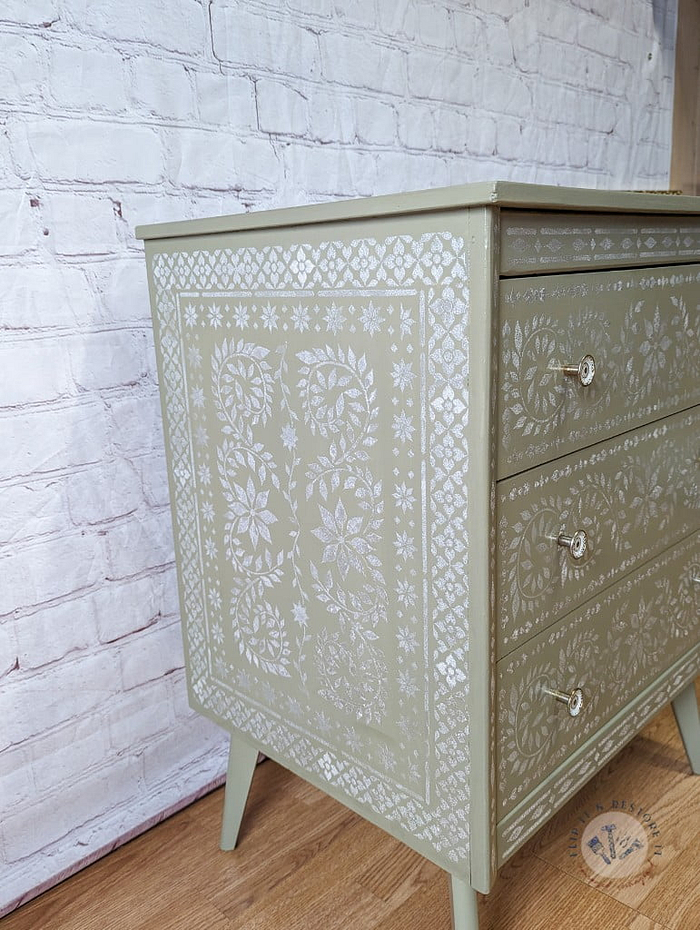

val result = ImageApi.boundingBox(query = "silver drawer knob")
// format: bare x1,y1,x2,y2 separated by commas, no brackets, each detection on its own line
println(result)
560,354,596,387
544,686,585,717
557,529,588,560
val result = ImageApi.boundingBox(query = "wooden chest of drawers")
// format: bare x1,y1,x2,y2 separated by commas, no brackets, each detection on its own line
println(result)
137,182,700,930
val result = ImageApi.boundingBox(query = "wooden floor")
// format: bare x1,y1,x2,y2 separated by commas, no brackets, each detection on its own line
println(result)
5,682,700,930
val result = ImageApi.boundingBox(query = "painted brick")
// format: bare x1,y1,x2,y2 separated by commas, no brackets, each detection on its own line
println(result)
0,531,105,618
195,73,256,129
48,44,128,112
98,259,151,325
308,88,355,144
104,509,174,580
453,9,483,53
14,594,99,669
434,108,468,153
168,129,280,192
119,618,183,690
67,329,147,392
0,34,45,105
282,144,378,198
30,717,109,792
93,569,178,644
578,16,621,57
0,338,72,407
0,620,18,678
2,756,140,862
131,57,195,121
0,401,109,480
485,16,514,63
0,0,58,24
408,51,478,106
465,115,497,157
13,119,163,185
211,6,320,80
0,746,31,809
106,679,174,752
67,0,206,55
378,0,416,40
332,0,375,27
1,265,98,330
479,65,532,115
417,2,452,48
0,189,38,256
356,98,397,146
321,33,405,95
141,715,226,788
256,80,309,136
289,0,331,16
398,103,434,151
47,193,119,255
137,451,172,509
109,392,163,456
66,458,142,525
0,478,71,546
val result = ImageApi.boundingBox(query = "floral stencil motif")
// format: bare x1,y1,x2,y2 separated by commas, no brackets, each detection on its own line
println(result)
212,338,291,678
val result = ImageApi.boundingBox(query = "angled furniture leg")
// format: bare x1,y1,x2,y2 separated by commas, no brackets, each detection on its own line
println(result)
672,679,700,775
220,732,259,850
450,874,480,930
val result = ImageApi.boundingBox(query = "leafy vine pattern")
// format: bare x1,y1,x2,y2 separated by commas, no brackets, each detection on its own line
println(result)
298,345,389,725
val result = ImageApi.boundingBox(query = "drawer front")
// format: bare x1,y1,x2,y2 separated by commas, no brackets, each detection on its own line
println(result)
498,264,700,478
497,532,700,818
500,211,700,275
497,407,700,655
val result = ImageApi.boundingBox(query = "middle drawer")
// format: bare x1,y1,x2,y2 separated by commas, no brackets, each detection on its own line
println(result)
497,406,699,656
497,263,700,478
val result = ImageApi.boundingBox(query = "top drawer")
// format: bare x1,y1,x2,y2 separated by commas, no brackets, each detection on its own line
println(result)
498,264,700,478
501,211,700,275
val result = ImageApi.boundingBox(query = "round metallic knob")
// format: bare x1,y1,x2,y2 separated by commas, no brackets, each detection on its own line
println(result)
544,686,585,717
557,529,588,560
561,354,596,387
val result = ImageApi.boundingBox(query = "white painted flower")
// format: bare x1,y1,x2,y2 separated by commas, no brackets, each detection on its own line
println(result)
208,303,223,328
392,359,416,393
184,303,198,327
393,481,416,512
399,303,413,337
190,386,205,408
324,302,346,334
360,300,384,335
188,344,202,367
396,579,417,607
204,537,217,559
397,669,419,698
392,410,415,443
233,302,249,328
260,302,279,331
281,424,297,450
312,499,368,578
197,463,211,486
397,626,418,653
292,602,308,626
291,247,314,285
394,530,416,561
291,303,311,332
208,588,222,610
201,501,215,522
437,653,466,689
229,478,277,547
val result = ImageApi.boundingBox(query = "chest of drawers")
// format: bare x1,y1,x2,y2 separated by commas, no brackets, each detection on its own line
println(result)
137,182,700,929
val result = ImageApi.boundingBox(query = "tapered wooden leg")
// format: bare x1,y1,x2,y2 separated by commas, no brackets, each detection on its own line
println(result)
672,680,700,775
220,732,258,850
449,875,480,930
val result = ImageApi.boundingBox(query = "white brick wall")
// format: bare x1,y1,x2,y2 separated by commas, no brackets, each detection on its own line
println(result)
0,0,678,916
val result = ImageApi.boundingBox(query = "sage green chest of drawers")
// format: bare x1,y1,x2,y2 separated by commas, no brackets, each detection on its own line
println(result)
137,182,700,930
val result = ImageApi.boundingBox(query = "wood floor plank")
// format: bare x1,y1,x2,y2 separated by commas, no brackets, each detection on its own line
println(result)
3,685,699,930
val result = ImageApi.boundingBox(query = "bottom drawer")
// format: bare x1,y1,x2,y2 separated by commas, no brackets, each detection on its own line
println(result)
497,533,699,818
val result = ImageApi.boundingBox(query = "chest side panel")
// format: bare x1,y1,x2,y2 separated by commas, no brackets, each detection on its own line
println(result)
144,211,476,873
